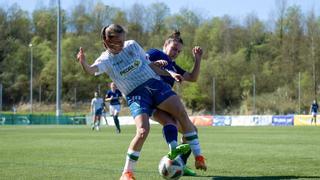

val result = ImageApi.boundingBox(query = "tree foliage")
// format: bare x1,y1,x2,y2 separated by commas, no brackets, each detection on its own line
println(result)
1,1,320,115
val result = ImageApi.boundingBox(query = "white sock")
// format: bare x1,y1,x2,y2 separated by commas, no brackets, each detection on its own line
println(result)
184,131,201,156
123,149,140,173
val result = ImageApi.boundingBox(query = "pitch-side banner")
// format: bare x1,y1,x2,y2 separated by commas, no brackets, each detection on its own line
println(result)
213,115,272,126
189,115,213,126
294,115,318,126
232,115,272,126
213,116,232,126
272,115,294,126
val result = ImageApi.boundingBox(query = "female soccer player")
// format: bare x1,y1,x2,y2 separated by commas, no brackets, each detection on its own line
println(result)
147,30,204,176
105,82,122,133
76,24,206,180
90,91,104,131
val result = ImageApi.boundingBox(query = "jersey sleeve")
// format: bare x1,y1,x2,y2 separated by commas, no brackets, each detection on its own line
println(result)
91,54,107,76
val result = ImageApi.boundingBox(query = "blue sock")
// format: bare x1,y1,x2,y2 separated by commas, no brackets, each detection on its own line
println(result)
162,124,178,151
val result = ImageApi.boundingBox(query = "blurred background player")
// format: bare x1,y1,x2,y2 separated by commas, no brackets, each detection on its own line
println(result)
105,82,122,133
310,99,318,125
147,30,203,176
90,91,105,131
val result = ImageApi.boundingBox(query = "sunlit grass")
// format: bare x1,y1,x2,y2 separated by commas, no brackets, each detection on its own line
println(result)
0,125,319,179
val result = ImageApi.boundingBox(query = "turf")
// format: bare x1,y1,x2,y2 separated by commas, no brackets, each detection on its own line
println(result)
0,125,319,180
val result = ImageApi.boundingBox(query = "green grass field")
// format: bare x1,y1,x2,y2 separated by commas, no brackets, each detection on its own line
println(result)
0,125,320,180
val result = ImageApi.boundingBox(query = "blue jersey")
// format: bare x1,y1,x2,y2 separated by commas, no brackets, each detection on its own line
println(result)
146,48,186,87
106,89,122,105
311,103,318,113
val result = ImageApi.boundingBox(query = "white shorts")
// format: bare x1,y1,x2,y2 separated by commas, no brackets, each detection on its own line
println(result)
312,112,317,116
109,104,121,116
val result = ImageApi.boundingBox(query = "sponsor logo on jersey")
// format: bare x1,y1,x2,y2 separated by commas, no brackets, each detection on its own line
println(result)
120,60,141,76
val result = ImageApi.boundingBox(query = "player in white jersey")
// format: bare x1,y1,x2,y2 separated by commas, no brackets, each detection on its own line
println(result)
91,91,105,131
76,24,207,180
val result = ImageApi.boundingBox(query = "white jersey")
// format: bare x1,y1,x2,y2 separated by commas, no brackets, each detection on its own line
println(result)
91,97,104,112
91,40,160,95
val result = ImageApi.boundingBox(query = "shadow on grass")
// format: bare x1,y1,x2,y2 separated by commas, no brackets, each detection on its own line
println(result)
194,175,320,179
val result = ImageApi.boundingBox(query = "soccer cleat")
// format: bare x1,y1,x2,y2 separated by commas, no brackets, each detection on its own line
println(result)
183,166,196,176
168,144,190,160
120,171,136,180
195,155,207,171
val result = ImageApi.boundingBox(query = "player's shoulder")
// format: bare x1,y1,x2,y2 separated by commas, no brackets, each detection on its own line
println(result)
146,48,163,55
146,48,168,61
124,40,138,47
96,51,111,62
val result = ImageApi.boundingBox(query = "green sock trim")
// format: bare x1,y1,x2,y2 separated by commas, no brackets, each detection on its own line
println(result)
127,153,139,161
185,135,198,141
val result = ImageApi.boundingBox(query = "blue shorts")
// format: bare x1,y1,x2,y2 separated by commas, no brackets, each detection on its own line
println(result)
126,79,176,118
95,108,103,116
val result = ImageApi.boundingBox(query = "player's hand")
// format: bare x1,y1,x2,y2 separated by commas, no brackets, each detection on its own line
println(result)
192,46,203,61
77,47,86,63
153,60,168,67
169,72,184,83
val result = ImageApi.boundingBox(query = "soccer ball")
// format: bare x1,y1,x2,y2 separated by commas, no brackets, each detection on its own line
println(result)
158,155,184,180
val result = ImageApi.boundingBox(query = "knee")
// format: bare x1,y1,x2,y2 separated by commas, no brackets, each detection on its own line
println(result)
136,127,150,140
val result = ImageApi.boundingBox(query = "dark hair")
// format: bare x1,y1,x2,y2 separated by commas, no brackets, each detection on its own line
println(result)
101,24,125,41
166,30,183,45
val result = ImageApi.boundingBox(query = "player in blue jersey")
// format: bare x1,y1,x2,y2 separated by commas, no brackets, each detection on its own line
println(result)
76,24,206,180
105,82,122,133
310,100,318,125
147,30,203,176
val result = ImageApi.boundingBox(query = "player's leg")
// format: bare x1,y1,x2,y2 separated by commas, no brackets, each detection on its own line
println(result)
311,113,315,124
157,95,207,171
153,109,195,176
114,105,121,133
110,105,120,133
149,79,206,171
152,110,190,159
120,113,150,180
95,109,102,131
103,108,108,126
121,86,154,179
96,115,101,131
178,121,197,176
92,114,97,130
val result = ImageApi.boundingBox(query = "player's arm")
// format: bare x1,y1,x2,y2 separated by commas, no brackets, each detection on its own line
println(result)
76,47,98,75
118,92,124,103
105,94,113,102
149,63,183,82
183,46,203,82
90,100,94,114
